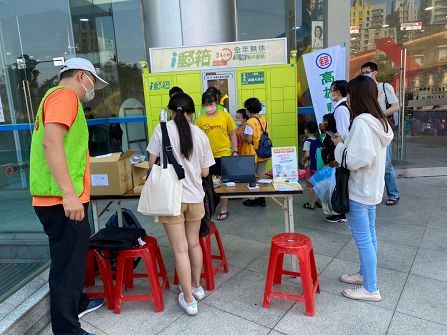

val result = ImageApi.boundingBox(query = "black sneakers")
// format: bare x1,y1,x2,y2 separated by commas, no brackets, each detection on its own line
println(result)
78,298,104,319
325,214,347,223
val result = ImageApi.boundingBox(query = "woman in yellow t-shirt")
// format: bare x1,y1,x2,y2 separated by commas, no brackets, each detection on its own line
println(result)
242,97,269,207
196,92,238,220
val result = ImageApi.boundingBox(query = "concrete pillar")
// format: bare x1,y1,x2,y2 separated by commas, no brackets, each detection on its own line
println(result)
142,0,236,49
326,0,351,78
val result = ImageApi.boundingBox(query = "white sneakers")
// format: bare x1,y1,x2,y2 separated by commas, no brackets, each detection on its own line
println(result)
340,272,364,285
178,285,205,315
191,286,206,300
340,272,381,302
179,285,206,301
178,292,198,316
342,286,382,302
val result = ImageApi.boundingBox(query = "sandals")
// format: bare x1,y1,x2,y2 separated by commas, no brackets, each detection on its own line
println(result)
217,212,229,221
386,197,400,206
303,202,316,210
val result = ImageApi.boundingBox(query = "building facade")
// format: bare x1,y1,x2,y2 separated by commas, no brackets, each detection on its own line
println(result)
0,0,445,307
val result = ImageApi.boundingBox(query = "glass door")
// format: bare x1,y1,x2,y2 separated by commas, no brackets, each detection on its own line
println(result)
397,23,447,173
0,0,76,192
0,0,75,302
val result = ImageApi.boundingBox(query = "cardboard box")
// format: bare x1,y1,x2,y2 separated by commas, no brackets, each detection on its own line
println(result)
90,150,135,196
132,161,149,194
133,184,144,195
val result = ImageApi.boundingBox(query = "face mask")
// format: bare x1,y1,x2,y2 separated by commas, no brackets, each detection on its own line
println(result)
236,120,243,127
363,72,373,78
329,92,337,102
81,74,95,102
205,105,216,113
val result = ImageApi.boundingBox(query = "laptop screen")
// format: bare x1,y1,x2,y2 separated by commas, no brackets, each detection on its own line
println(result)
220,156,256,183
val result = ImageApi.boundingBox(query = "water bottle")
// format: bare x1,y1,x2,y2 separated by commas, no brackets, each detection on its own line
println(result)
160,109,168,122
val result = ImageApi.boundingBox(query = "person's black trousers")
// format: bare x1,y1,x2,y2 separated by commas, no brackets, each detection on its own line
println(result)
34,203,91,335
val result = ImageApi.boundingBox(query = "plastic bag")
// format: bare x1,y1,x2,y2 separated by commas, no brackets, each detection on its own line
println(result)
298,166,311,179
312,166,337,215
316,147,325,171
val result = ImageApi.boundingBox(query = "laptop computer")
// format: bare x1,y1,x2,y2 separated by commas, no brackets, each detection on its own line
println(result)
220,155,256,183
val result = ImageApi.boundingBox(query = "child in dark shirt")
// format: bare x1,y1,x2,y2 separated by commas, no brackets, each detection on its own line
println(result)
302,120,324,210
302,121,323,174
320,113,337,166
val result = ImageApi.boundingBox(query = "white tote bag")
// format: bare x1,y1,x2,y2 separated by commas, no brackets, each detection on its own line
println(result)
137,163,182,216
138,121,185,216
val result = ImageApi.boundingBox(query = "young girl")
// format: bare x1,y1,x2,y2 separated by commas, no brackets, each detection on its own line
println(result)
196,92,238,220
302,121,323,175
301,121,323,209
332,75,393,302
198,87,228,116
235,108,249,155
147,93,215,315
302,116,334,210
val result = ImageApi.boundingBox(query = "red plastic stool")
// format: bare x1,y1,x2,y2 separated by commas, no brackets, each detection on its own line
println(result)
263,233,320,316
174,221,229,291
84,249,97,288
83,249,115,310
85,249,134,290
123,236,170,290
114,236,170,314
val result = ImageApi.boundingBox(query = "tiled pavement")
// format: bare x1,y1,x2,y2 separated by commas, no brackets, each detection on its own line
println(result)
40,177,447,335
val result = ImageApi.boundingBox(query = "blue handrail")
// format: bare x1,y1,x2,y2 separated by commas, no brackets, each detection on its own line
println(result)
0,116,147,132
1,109,315,132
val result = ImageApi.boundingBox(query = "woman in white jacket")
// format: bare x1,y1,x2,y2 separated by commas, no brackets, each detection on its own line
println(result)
332,75,393,302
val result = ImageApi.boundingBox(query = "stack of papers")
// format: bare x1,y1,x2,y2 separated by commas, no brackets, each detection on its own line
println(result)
273,180,300,191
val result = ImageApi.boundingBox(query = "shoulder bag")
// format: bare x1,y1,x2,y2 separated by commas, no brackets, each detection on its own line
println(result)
331,148,350,214
138,122,185,216
383,83,396,127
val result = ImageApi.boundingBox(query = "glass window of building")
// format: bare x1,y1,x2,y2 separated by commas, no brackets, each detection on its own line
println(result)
295,0,326,57
349,0,447,169
236,0,287,41
0,0,147,303
69,0,147,157
294,0,326,110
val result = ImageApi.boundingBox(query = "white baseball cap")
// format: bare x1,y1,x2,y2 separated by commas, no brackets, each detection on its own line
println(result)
60,57,108,90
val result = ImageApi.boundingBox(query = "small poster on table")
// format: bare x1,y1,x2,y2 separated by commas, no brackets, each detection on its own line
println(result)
272,146,300,191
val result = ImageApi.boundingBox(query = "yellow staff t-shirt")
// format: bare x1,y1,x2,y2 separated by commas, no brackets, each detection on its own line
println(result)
196,110,236,158
241,116,269,163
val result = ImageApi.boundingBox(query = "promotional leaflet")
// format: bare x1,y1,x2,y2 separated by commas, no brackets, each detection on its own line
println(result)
272,147,300,191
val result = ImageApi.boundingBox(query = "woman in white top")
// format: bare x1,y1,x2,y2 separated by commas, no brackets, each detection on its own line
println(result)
332,75,393,302
147,93,215,315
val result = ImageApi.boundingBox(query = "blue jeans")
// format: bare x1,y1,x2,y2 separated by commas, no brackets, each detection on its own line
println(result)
347,200,378,292
385,144,400,199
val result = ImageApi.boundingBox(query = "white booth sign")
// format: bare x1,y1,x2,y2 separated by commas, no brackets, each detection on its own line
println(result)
303,45,346,125
149,38,287,73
